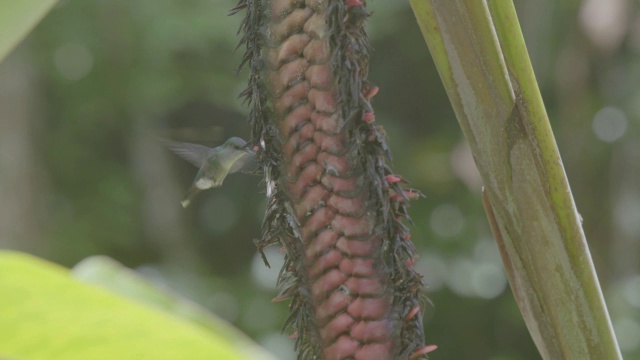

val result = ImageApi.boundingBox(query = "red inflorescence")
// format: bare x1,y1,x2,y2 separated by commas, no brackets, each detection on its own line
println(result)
362,111,375,123
345,0,364,8
385,174,403,183
262,2,400,357
236,0,428,358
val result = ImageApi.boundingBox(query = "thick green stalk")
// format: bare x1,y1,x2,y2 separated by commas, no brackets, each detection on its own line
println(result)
409,1,621,359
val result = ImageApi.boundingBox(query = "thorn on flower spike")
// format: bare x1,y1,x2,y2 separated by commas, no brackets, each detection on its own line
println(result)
410,345,438,359
406,305,421,320
271,294,289,303
289,331,299,339
362,82,380,100
390,190,420,201
405,258,416,267
346,0,364,8
362,111,375,123
364,86,380,100
404,190,422,200
385,174,402,183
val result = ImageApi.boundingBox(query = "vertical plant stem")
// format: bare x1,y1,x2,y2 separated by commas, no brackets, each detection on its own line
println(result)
409,1,621,359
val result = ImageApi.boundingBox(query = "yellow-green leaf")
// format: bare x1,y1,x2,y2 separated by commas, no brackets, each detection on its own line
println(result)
0,0,58,62
71,256,276,360
0,251,248,360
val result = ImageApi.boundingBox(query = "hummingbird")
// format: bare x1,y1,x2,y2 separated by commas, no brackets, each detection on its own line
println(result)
162,137,257,208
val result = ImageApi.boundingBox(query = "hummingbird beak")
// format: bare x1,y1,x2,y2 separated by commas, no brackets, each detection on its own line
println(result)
242,143,256,156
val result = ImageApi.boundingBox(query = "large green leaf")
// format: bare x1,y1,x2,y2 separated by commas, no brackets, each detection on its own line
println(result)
0,251,265,360
0,0,58,62
71,256,276,360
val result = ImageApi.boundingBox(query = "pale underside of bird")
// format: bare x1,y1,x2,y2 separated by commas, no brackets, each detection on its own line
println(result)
162,137,257,208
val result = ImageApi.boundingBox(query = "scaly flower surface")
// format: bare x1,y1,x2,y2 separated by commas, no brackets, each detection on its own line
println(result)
233,1,429,358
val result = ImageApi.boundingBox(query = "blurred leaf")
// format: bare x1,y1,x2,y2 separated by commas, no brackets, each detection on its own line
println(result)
0,251,262,360
0,0,58,62
71,256,276,360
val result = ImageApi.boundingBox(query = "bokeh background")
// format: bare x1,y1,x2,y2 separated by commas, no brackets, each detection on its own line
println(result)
1,0,639,359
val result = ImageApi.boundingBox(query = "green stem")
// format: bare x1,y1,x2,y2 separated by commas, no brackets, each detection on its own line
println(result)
410,1,621,358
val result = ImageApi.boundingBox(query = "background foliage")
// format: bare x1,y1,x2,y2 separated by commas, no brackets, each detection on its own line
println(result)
0,1,638,359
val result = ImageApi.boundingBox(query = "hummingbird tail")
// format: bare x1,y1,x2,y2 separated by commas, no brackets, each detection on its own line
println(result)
181,186,201,208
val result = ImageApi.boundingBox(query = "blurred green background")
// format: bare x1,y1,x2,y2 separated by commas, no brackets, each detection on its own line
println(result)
1,0,639,359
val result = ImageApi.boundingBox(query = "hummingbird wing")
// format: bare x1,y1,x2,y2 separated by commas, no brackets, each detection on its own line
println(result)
229,152,258,174
162,140,212,168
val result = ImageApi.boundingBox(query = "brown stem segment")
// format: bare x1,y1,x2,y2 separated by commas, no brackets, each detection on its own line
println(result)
233,1,428,359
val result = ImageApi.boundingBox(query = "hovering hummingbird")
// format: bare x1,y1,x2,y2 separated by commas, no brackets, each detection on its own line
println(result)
162,137,257,208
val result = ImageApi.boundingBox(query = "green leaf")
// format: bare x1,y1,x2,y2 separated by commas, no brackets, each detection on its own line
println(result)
71,256,276,360
0,251,266,360
0,0,58,62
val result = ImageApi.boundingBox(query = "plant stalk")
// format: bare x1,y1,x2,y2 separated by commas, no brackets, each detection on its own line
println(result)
409,1,621,358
